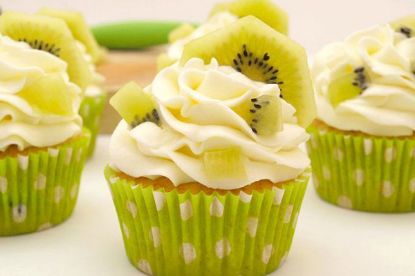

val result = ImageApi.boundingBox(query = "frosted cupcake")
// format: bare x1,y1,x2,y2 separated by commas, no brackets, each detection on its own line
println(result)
106,16,314,275
157,0,288,70
0,12,91,235
38,8,106,158
309,21,415,212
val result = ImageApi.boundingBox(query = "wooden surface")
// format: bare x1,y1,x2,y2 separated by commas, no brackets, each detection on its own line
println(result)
96,48,162,133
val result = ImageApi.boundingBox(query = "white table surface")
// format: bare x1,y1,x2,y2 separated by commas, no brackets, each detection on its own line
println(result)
1,136,415,276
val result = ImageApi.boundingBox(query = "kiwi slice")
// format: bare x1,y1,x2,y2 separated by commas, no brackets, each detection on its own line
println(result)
0,11,93,89
19,74,73,116
391,15,415,38
168,23,196,43
328,65,369,107
203,147,246,180
156,53,176,71
110,81,160,128
209,0,288,35
38,8,104,63
234,95,282,135
181,16,315,127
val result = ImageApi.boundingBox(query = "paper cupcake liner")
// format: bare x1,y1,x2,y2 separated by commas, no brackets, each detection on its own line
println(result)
307,124,415,212
105,166,309,276
0,130,90,236
79,93,106,158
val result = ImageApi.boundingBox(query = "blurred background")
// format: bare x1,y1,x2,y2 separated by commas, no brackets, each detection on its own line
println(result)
3,0,414,54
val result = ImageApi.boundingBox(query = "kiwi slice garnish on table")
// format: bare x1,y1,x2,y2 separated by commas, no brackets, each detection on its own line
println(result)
110,82,160,128
0,11,93,89
181,16,315,127
390,14,415,38
203,147,246,180
327,64,369,107
38,8,104,63
209,0,288,34
19,74,74,116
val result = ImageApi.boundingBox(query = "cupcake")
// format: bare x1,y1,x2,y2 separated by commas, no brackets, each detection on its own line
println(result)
308,19,415,212
157,0,288,70
106,16,314,275
38,8,107,158
0,12,91,235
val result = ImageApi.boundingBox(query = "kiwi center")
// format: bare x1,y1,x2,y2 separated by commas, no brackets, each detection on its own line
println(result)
18,38,61,57
232,44,283,88
130,108,160,128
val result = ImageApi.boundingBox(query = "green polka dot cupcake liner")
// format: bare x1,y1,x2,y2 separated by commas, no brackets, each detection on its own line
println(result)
79,92,106,158
105,166,309,276
307,124,415,212
0,129,90,236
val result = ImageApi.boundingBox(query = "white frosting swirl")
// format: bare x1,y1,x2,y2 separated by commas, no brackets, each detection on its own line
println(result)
167,12,238,61
0,35,82,151
110,58,309,189
312,25,415,136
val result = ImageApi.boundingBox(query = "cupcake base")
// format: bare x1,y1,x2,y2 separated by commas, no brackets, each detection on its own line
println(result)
0,129,90,236
79,93,106,158
307,121,415,212
105,166,309,276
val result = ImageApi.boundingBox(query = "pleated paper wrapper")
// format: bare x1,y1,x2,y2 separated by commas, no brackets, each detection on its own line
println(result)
105,166,309,276
307,124,415,212
79,92,106,158
0,129,90,236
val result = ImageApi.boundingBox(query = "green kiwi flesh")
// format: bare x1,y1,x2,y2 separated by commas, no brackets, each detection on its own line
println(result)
203,147,246,180
0,11,93,89
210,0,288,35
328,65,369,107
168,23,196,43
390,15,415,38
110,81,160,128
38,7,104,63
181,16,315,127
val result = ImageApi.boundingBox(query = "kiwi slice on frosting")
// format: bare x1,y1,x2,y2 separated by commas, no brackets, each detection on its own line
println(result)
210,0,288,35
181,16,315,127
327,65,369,107
168,23,196,43
0,11,93,89
391,14,415,38
203,147,246,180
110,81,160,128
19,74,73,116
38,8,104,63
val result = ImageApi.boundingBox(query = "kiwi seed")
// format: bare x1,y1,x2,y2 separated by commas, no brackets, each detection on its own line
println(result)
18,38,61,57
351,67,368,92
398,26,412,38
232,44,284,93
130,108,160,128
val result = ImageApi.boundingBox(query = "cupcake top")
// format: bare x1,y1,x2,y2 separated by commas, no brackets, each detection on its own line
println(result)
110,16,314,189
312,24,415,137
0,35,82,151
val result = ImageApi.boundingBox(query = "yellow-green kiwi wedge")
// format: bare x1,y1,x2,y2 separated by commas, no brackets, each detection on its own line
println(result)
110,81,160,128
209,0,288,35
168,23,196,43
18,74,73,116
390,14,415,38
0,11,93,89
38,7,105,63
156,53,176,71
181,16,315,127
328,65,369,107
203,147,246,180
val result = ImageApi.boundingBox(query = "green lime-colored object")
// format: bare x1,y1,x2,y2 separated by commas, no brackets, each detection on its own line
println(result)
0,129,90,236
92,21,196,49
307,124,415,212
105,166,309,275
